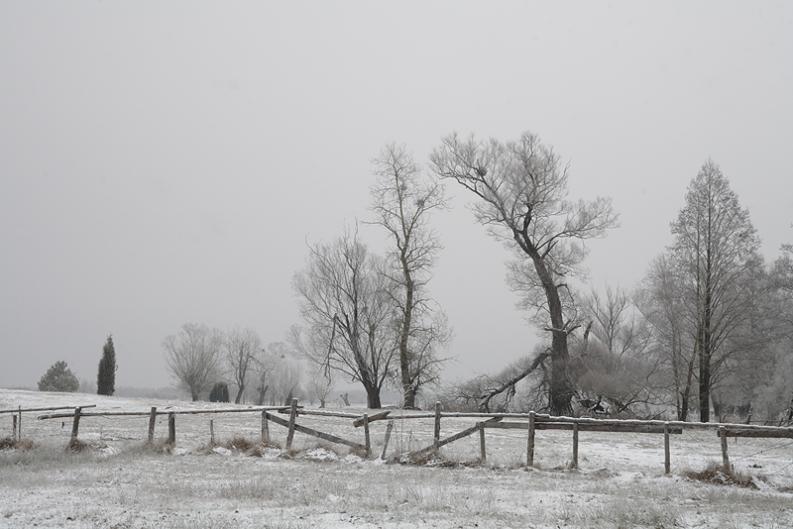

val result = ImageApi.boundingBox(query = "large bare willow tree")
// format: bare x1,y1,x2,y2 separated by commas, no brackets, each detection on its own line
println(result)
293,230,397,408
431,132,617,415
370,143,449,409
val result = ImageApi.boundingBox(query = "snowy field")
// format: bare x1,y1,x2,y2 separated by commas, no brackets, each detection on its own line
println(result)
2,389,793,528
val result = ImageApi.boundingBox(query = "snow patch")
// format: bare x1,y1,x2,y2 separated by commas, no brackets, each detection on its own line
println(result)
304,447,339,462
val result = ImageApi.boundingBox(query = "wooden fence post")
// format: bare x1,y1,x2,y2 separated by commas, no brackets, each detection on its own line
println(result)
664,422,671,475
209,419,215,445
70,407,82,443
12,414,17,440
380,420,394,460
286,398,298,450
571,422,579,470
17,406,22,441
167,412,175,445
363,414,371,458
526,411,535,468
433,401,441,451
147,407,157,443
719,427,730,473
261,410,270,445
479,423,486,463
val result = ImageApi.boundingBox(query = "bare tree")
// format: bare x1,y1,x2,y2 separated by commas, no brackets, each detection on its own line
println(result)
163,323,223,401
753,245,793,423
637,256,697,420
251,346,278,406
293,229,397,408
582,286,652,358
305,367,334,408
575,286,662,417
431,132,617,414
267,342,304,405
369,143,450,408
223,327,261,404
670,160,761,421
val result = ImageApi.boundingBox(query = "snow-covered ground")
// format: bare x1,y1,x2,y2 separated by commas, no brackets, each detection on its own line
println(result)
2,388,793,528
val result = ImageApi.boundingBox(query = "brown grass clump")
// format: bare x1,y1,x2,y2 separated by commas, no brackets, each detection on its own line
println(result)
141,440,173,454
67,438,89,453
0,437,34,450
401,450,478,468
683,462,760,489
224,435,256,452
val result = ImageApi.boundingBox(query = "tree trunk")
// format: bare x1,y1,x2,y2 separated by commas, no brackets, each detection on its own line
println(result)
528,249,574,416
699,282,713,422
699,355,711,422
365,385,382,409
679,346,696,421
234,385,244,404
400,271,415,409
679,391,689,421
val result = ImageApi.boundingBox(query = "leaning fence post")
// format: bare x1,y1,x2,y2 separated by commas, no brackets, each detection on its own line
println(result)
209,419,215,445
433,401,441,451
12,415,17,440
167,412,176,445
380,420,394,460
286,398,298,450
664,422,671,475
526,411,536,468
719,427,730,472
479,422,487,463
70,407,82,444
147,407,157,444
363,413,371,458
571,422,579,470
261,410,270,445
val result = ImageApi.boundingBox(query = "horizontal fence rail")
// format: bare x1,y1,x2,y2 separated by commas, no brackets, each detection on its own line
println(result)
0,405,96,414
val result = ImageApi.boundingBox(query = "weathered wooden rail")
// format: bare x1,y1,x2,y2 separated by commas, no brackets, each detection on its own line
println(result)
2,404,97,443
20,400,793,475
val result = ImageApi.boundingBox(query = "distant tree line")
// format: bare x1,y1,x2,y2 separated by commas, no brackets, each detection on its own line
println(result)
162,323,322,406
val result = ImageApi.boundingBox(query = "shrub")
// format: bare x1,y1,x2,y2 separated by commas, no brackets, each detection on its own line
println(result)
38,361,79,392
209,382,230,402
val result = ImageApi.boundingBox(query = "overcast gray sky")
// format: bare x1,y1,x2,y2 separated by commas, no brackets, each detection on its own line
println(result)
1,1,791,391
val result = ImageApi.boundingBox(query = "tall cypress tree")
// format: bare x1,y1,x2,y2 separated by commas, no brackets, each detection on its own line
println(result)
97,334,117,396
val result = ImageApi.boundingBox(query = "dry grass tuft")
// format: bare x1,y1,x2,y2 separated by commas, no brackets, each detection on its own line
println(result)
140,440,173,454
0,437,35,450
683,462,761,489
67,438,89,453
223,435,256,452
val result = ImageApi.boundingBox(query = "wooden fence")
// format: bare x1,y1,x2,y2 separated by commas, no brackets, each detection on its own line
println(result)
11,400,793,475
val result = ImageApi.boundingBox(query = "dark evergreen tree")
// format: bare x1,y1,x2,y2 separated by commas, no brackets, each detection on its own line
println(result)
97,334,117,396
209,382,230,403
38,361,80,392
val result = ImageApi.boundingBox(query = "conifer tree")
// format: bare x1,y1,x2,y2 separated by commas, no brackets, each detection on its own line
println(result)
97,335,117,396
